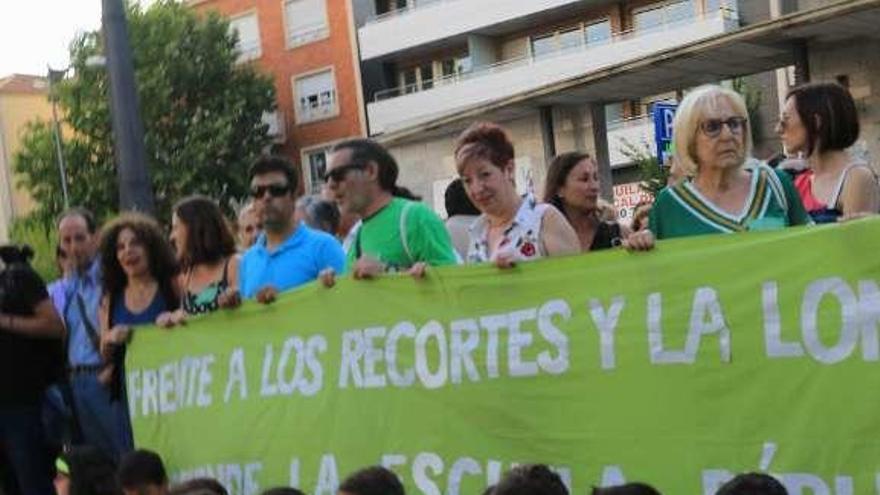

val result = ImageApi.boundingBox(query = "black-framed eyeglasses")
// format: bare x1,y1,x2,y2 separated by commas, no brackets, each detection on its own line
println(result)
250,183,290,199
700,117,747,138
323,162,365,183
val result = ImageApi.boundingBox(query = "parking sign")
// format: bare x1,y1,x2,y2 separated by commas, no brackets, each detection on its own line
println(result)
653,102,677,166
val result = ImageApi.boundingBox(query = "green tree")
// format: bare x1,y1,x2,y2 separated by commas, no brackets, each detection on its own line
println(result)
619,137,669,197
13,0,275,229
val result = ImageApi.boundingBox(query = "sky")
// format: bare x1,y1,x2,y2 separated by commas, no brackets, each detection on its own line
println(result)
0,0,155,78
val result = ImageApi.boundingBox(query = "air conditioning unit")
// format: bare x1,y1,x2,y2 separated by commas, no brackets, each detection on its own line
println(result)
262,111,286,143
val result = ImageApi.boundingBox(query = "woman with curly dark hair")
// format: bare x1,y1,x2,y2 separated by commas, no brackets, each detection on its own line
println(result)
157,195,239,326
96,213,180,452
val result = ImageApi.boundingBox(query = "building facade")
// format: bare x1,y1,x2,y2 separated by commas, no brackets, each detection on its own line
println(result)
0,74,53,242
353,0,880,217
188,0,367,195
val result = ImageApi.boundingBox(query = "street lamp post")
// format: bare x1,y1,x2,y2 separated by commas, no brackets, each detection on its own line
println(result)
102,0,155,214
47,67,70,210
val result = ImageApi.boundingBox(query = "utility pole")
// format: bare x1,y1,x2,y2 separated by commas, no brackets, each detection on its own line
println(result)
103,0,155,214
47,67,70,209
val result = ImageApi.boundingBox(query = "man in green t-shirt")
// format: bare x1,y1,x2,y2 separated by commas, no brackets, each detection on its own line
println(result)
322,138,458,280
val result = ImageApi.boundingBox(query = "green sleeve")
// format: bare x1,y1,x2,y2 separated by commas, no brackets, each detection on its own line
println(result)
406,203,460,266
648,188,669,239
775,169,813,226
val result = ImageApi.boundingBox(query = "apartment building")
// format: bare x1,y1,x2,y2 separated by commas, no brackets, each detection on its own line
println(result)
353,0,880,215
189,0,367,195
0,74,53,241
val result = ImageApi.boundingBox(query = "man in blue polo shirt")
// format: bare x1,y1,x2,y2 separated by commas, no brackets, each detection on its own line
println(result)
239,155,345,302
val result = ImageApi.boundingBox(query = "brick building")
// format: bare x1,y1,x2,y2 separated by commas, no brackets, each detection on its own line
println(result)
188,0,367,195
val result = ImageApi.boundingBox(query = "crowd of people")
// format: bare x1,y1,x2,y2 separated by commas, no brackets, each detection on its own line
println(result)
39,447,791,495
1,80,878,495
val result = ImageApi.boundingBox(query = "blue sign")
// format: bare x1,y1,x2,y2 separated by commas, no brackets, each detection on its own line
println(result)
653,102,677,166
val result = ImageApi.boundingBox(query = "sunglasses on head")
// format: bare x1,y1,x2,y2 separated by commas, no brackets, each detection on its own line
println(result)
323,162,365,183
700,117,747,138
250,183,290,199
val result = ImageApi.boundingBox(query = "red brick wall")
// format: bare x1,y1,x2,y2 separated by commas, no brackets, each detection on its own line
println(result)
191,0,365,192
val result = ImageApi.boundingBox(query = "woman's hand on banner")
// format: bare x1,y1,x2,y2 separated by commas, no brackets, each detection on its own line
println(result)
155,309,187,328
218,288,242,309
623,229,655,252
256,285,278,305
353,256,385,280
319,268,336,288
407,262,428,279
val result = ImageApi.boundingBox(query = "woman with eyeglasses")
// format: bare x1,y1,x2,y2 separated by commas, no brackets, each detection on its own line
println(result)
776,82,879,223
155,195,240,327
649,85,812,240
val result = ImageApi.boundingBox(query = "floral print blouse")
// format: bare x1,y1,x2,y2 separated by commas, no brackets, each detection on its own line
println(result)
466,194,549,263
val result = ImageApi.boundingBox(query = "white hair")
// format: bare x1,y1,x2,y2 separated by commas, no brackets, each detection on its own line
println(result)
672,84,752,176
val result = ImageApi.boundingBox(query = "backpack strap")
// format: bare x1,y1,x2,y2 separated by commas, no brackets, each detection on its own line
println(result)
399,201,415,266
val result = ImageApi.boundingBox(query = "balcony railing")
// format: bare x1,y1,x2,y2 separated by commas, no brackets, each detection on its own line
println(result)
373,7,738,102
366,0,452,25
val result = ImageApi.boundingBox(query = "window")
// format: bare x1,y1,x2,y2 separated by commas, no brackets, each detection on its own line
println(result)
305,150,328,194
229,12,261,62
705,0,737,16
441,59,456,78
419,64,434,90
585,20,611,45
531,33,557,58
531,19,611,59
285,0,329,47
634,1,695,31
401,67,418,93
376,0,409,15
558,28,583,52
605,102,624,124
294,70,337,123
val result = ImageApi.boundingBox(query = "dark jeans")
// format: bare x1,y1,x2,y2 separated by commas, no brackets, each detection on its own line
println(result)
69,372,133,461
0,404,56,495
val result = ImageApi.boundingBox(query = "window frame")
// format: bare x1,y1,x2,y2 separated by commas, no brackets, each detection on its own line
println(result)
229,9,262,63
283,0,330,50
632,0,696,32
292,66,340,125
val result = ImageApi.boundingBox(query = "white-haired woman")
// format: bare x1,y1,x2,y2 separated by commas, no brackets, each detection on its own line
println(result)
649,85,811,239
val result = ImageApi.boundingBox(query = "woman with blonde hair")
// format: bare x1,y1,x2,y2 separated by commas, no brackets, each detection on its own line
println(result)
649,85,811,239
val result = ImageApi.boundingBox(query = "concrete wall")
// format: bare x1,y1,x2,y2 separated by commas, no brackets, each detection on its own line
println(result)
807,38,880,174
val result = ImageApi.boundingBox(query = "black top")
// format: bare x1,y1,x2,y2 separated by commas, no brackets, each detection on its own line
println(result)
0,261,63,406
590,221,623,251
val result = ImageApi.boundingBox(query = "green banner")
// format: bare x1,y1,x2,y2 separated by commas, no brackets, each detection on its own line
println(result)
127,218,880,495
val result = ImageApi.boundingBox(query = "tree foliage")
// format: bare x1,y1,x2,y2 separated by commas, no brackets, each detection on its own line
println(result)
619,137,669,198
14,0,275,229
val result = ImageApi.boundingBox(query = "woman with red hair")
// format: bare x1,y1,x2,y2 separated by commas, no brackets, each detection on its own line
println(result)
454,122,579,267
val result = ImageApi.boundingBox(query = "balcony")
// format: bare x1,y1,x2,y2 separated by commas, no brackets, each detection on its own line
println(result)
359,0,583,61
367,9,738,135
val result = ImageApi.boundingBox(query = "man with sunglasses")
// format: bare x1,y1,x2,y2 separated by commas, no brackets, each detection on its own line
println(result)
238,156,345,302
322,138,458,281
